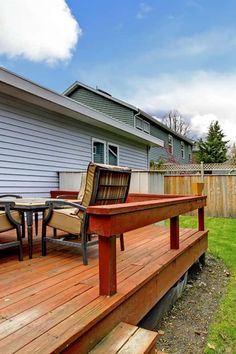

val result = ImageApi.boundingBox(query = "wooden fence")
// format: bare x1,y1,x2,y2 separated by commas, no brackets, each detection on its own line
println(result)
164,175,236,217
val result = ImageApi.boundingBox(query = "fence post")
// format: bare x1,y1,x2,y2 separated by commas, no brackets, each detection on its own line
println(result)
201,162,204,183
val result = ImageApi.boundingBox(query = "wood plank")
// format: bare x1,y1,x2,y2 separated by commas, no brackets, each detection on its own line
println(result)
99,235,117,296
117,327,157,354
22,232,208,354
170,216,179,249
88,198,206,237
88,322,137,353
0,224,208,354
0,287,99,353
0,283,92,339
89,322,157,354
64,233,207,353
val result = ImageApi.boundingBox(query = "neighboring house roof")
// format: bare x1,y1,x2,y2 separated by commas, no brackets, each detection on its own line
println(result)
0,67,163,148
64,81,193,146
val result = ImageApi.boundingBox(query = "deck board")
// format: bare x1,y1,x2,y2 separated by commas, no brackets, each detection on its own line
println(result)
0,223,208,353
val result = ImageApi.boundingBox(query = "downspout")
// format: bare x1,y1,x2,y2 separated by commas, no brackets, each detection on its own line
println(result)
134,111,141,127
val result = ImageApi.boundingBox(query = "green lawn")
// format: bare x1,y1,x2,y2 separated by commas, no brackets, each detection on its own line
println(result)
180,216,236,353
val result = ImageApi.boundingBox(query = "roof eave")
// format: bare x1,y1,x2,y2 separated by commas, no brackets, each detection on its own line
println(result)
0,68,163,148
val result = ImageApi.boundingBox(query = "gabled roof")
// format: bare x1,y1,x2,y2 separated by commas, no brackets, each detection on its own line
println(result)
64,81,193,146
0,67,163,148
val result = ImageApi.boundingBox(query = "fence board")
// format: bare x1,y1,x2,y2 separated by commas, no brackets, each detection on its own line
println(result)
164,175,236,217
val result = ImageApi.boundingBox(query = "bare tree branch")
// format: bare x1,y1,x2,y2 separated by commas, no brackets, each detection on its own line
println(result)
162,110,191,137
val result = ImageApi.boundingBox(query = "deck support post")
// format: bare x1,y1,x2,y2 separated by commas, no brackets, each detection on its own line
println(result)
170,215,179,249
198,207,205,231
99,235,117,296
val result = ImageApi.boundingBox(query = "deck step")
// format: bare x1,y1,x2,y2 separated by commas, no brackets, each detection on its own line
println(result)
89,322,158,354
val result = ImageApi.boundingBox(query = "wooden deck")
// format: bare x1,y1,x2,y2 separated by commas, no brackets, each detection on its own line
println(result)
0,223,208,353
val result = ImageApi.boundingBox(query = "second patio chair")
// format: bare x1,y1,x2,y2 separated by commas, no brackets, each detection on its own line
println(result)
0,200,23,261
42,162,132,265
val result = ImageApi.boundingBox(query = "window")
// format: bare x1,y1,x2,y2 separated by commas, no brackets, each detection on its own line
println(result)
108,143,119,165
92,139,120,165
143,121,150,133
168,135,173,154
92,139,106,163
181,141,185,159
135,116,143,130
135,116,150,134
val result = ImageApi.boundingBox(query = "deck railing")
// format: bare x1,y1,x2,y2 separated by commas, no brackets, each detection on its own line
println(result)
87,193,207,296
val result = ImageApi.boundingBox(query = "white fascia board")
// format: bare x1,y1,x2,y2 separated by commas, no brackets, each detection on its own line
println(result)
0,68,163,147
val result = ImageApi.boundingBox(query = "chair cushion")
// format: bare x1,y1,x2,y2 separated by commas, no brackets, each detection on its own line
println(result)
47,208,82,235
74,163,131,216
77,172,87,201
47,163,131,238
0,211,21,232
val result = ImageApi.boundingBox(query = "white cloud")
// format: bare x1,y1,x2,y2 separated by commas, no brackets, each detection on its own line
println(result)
136,2,152,20
124,71,236,143
0,0,81,64
163,28,236,58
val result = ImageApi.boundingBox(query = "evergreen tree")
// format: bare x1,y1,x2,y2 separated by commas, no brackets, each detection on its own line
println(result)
196,121,228,163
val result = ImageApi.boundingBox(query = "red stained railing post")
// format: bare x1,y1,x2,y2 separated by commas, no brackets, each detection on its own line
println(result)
170,215,179,249
198,207,205,231
99,235,117,296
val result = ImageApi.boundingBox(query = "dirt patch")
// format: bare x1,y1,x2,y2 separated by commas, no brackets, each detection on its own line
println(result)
155,254,230,354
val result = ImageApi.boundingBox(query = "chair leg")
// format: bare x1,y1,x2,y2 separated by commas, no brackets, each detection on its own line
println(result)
53,228,57,238
35,212,38,236
81,226,88,265
21,212,26,238
120,233,125,251
42,222,47,256
16,225,23,261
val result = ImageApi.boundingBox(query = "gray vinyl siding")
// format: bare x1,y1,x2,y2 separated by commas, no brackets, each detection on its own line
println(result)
0,93,147,197
149,125,191,164
68,88,192,165
69,87,134,127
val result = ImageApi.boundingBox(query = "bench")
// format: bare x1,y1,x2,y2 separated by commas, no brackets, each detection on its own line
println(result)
89,322,158,354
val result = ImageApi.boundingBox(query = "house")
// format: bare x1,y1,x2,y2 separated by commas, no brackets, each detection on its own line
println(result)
0,68,163,197
64,81,193,165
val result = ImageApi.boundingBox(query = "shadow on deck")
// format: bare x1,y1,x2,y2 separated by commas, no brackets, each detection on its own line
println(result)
0,222,208,353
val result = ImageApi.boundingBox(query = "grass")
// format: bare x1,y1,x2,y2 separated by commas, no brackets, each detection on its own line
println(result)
180,216,236,354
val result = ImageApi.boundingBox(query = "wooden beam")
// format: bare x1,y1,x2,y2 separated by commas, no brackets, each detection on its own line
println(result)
198,207,205,231
170,216,179,249
88,198,206,237
99,235,117,296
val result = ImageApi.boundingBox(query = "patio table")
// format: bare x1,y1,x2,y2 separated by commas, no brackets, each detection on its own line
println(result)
2,198,53,259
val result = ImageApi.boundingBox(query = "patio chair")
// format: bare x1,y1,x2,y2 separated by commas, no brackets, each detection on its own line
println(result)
0,194,26,237
42,162,132,265
0,200,23,261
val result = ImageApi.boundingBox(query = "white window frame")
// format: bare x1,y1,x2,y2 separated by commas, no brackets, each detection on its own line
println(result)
181,141,185,159
135,116,150,134
135,116,143,131
168,134,173,154
108,142,119,166
92,138,106,164
143,120,150,134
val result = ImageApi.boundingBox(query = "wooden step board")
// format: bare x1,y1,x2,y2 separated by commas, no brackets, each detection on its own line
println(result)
89,322,158,354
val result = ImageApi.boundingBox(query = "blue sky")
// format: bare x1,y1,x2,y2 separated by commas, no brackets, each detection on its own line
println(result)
1,0,236,143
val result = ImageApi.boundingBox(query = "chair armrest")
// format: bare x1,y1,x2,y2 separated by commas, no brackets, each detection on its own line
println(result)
45,199,86,211
0,194,22,199
44,200,86,225
0,201,22,227
56,194,78,200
